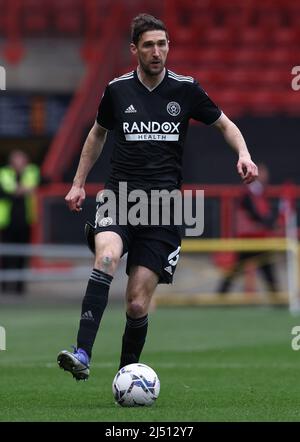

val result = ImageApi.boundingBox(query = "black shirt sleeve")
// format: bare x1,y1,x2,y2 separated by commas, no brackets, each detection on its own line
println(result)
96,85,115,130
189,81,222,125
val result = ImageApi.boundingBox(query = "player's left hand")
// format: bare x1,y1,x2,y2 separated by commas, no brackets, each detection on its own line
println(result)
237,157,258,184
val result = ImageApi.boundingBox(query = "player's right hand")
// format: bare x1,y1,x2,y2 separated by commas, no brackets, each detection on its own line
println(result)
65,186,86,212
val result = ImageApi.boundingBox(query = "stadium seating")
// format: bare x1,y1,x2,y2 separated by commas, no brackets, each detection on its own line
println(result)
166,0,300,116
1,0,299,116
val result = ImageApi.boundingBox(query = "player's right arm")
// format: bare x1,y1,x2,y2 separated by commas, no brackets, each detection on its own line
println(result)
65,122,107,212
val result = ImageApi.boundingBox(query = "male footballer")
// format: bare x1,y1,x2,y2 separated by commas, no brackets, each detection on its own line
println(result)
57,13,258,380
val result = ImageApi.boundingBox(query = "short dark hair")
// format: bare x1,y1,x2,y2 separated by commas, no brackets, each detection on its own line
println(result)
131,13,169,45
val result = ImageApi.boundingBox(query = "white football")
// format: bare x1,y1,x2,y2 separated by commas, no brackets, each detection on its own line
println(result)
112,363,160,407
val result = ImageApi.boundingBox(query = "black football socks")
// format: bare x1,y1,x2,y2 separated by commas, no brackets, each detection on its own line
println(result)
77,268,113,358
119,313,148,369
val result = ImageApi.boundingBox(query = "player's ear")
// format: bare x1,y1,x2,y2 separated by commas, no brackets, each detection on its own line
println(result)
130,43,137,56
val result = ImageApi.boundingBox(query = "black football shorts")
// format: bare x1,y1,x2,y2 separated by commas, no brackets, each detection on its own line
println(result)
94,200,182,284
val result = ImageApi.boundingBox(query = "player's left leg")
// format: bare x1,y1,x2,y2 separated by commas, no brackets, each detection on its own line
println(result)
119,265,158,369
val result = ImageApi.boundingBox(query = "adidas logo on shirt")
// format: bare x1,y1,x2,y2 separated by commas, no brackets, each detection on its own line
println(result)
125,104,137,113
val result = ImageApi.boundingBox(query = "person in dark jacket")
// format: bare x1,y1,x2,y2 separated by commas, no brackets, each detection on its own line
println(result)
218,163,279,294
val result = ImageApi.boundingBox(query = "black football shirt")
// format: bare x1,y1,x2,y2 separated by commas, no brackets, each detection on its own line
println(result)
96,69,222,194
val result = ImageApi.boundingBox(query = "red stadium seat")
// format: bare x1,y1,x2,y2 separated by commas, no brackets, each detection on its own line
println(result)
82,0,110,39
247,91,285,115
20,0,47,35
201,27,234,47
51,0,83,36
189,13,217,33
215,89,249,117
262,69,291,90
225,68,290,91
265,48,297,66
233,49,267,66
221,8,253,28
54,13,82,36
0,10,10,37
194,70,225,88
196,48,236,67
239,27,270,47
272,28,299,46
226,69,252,88
0,0,22,39
287,8,300,27
174,27,198,45
168,48,198,67
254,7,285,28
23,14,48,36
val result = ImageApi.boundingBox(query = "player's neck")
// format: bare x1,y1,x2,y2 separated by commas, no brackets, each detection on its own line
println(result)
137,66,165,91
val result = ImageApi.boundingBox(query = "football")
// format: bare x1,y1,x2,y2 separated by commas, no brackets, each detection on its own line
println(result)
112,363,160,407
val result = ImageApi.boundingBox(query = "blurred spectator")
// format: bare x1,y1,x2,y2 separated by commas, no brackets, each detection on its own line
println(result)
0,150,40,294
218,163,280,295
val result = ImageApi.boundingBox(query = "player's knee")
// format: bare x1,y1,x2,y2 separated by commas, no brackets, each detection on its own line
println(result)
95,251,119,274
127,298,147,318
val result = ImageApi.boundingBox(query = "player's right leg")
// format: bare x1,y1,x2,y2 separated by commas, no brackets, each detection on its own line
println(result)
57,231,123,381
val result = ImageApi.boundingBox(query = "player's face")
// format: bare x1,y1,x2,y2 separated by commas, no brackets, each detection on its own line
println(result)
131,30,169,76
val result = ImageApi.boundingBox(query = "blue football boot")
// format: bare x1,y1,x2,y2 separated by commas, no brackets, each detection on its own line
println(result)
57,347,90,381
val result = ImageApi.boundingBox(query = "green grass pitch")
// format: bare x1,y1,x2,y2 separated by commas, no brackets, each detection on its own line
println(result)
1,303,300,422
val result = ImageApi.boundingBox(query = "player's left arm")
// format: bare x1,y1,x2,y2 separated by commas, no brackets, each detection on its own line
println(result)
213,113,258,184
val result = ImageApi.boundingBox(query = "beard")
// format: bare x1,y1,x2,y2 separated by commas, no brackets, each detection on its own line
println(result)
139,58,165,76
